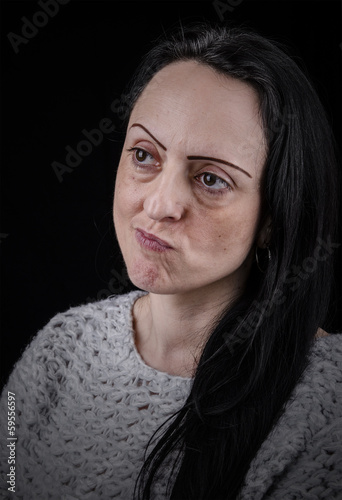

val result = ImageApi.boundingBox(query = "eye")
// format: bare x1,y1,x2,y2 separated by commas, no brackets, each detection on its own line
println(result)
197,172,231,192
127,147,157,168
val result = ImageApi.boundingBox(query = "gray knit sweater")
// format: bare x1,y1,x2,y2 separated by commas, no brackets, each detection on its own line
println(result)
0,291,341,499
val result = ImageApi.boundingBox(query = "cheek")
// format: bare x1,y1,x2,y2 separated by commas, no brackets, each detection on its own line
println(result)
114,167,141,221
196,199,261,258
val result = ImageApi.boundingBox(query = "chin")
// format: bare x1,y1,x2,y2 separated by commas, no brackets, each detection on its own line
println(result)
128,261,163,293
127,263,184,295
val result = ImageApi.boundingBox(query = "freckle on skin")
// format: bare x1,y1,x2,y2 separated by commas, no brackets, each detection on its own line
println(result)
131,261,159,289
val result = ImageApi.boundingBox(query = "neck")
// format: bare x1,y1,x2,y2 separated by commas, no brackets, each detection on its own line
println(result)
133,284,240,377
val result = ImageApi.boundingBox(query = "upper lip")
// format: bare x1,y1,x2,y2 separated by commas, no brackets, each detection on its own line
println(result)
136,228,173,248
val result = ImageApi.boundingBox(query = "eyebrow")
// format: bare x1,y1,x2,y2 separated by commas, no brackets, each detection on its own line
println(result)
187,156,252,178
129,122,251,178
130,123,167,151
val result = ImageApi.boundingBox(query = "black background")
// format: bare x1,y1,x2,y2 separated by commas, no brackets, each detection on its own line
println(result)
1,0,341,389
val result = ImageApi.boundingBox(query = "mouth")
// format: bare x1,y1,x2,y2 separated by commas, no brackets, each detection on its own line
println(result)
135,228,174,252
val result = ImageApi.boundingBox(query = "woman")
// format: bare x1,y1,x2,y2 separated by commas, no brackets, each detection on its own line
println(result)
0,22,341,500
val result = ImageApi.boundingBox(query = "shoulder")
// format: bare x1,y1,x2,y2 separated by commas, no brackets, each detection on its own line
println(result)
287,334,342,425
44,289,144,333
242,335,342,499
29,289,144,351
274,333,342,437
2,290,146,393
299,333,342,424
310,332,342,373
308,333,342,396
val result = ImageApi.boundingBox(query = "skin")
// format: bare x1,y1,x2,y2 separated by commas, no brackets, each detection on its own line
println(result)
113,61,269,377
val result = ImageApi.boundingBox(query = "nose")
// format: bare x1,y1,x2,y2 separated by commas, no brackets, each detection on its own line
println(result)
143,170,186,222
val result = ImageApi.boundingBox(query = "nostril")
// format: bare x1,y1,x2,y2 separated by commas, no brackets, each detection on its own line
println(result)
143,194,184,222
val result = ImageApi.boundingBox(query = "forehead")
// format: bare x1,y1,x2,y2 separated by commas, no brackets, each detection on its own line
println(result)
129,61,266,174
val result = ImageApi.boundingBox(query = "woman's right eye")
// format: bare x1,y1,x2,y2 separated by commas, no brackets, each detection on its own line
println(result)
127,147,156,168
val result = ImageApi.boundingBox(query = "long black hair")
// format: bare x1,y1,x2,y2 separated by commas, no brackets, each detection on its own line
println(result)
120,22,339,499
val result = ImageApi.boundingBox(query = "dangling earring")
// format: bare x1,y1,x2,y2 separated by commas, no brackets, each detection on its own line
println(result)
255,246,271,273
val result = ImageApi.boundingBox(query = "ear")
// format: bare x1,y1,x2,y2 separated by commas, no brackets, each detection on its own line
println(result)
257,215,272,249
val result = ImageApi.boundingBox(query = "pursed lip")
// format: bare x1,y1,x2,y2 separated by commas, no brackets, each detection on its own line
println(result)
136,228,174,249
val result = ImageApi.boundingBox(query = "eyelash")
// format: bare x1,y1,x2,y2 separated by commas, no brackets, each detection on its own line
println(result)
197,173,232,196
126,147,232,196
127,147,156,169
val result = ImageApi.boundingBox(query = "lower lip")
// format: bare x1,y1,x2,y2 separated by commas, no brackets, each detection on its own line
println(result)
135,229,172,253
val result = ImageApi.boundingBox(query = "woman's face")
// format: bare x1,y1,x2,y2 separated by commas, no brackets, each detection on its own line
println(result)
113,61,267,298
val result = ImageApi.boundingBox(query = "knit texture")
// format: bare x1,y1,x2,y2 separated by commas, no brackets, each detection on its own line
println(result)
0,290,341,499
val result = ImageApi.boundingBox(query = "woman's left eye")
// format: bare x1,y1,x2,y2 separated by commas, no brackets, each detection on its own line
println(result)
197,172,231,192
